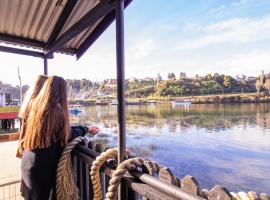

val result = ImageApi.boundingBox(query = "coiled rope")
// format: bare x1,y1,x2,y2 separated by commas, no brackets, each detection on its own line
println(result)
57,138,270,200
56,136,84,200
105,157,145,200
90,148,118,200
90,148,147,200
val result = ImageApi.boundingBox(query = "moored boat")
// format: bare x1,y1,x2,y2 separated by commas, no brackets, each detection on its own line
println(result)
172,99,192,106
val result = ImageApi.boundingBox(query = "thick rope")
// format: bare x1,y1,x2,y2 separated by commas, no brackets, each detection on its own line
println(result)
58,140,270,200
105,157,145,200
90,148,118,200
90,148,145,200
56,136,84,200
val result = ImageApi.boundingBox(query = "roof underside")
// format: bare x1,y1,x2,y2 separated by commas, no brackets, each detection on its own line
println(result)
0,0,131,59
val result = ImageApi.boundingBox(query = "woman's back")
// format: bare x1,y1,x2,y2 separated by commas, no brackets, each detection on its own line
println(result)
21,125,90,200
21,142,62,200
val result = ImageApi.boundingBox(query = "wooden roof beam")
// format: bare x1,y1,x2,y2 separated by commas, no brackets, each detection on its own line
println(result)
0,33,44,49
45,0,79,49
45,0,116,57
0,45,45,58
76,0,132,60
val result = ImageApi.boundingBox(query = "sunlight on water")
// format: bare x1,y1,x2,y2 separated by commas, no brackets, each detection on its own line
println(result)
71,103,270,193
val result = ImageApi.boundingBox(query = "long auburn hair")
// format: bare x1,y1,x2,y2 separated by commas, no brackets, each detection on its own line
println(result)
19,75,48,119
24,76,70,149
17,75,48,157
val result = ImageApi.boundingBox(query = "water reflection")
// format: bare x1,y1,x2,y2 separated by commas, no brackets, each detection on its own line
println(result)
71,103,270,193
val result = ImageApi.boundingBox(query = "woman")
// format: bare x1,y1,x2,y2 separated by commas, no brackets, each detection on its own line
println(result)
21,76,99,200
16,75,48,158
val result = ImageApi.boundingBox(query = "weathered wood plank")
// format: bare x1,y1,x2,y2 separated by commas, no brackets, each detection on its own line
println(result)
125,179,179,200
159,167,177,185
208,185,233,200
237,192,251,200
260,193,270,200
0,132,19,142
181,175,203,196
202,189,209,199
248,191,260,200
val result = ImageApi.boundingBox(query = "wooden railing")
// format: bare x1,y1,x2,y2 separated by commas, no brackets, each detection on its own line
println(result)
0,133,19,143
0,180,22,200
72,140,270,200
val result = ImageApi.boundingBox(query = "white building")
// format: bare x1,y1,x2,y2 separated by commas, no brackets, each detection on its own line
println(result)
0,89,6,106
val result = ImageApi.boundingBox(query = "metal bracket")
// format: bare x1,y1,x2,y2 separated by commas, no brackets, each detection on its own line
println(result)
83,133,92,143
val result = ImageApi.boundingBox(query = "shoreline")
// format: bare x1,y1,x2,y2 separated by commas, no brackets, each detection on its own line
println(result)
68,93,270,106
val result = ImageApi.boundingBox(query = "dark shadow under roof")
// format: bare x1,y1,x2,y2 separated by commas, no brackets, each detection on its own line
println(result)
0,0,132,59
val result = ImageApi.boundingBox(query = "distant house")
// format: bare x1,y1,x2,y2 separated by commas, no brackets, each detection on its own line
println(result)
140,77,155,82
247,76,257,81
181,77,193,83
106,79,117,84
127,77,138,82
0,89,10,106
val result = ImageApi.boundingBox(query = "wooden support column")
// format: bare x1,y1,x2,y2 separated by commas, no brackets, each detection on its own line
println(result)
44,57,48,75
116,0,126,199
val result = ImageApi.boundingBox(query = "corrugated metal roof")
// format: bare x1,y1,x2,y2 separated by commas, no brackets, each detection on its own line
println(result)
0,0,67,42
0,0,131,58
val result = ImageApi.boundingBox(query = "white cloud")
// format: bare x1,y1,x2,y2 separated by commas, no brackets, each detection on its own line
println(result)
127,39,155,59
215,50,270,75
207,5,227,15
158,24,176,31
231,0,248,6
177,15,270,50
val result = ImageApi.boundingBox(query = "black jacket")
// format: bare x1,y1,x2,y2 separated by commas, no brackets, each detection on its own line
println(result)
21,125,89,200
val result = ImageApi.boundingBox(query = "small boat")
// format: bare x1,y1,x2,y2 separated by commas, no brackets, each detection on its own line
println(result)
69,108,82,114
172,99,192,106
147,100,157,104
110,99,118,105
96,99,108,105
69,104,82,114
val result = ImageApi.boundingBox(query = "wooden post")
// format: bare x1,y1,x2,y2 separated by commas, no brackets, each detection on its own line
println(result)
44,57,48,75
116,0,126,199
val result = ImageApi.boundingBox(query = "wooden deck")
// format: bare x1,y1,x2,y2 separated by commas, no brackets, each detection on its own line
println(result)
0,133,19,143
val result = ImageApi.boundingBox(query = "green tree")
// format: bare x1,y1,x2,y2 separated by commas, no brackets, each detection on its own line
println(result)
255,79,263,94
167,73,176,80
223,76,232,88
263,77,270,94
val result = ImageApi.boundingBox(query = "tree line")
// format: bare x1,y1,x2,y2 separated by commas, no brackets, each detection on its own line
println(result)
2,72,268,100
65,72,270,98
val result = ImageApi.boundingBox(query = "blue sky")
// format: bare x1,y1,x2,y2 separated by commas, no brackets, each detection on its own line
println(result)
1,0,270,86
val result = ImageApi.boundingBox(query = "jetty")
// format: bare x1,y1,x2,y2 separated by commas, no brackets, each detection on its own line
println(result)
0,0,269,199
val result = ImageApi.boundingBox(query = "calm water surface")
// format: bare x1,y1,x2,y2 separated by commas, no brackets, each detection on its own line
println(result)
70,103,270,193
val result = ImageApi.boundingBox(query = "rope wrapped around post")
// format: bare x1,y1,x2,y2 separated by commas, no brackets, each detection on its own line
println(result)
56,136,85,200
90,148,118,200
105,157,145,200
57,138,270,200
90,147,146,200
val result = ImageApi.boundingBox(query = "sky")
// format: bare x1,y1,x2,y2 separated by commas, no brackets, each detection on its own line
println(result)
1,0,270,86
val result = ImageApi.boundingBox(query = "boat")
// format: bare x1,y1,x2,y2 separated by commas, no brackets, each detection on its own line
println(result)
96,99,108,105
172,99,192,106
147,100,157,104
69,108,82,114
110,99,118,105
69,104,82,114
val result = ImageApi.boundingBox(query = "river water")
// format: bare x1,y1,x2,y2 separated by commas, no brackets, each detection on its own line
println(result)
71,103,270,193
